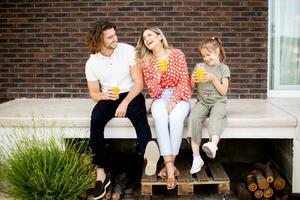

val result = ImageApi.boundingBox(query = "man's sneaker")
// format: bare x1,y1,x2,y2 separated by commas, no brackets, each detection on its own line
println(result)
104,184,113,199
202,142,218,159
93,175,111,200
144,141,160,176
112,172,127,200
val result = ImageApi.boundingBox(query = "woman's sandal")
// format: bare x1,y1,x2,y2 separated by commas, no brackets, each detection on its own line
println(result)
164,160,177,190
158,166,180,179
167,176,177,190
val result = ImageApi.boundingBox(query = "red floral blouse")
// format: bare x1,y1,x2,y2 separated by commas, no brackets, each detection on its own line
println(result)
142,48,192,102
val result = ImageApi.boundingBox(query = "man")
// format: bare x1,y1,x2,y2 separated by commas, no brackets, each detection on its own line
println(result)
85,20,159,200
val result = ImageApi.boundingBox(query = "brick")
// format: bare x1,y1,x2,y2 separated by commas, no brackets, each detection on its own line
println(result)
0,0,268,101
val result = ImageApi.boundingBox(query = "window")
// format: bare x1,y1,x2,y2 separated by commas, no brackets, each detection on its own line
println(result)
269,0,300,97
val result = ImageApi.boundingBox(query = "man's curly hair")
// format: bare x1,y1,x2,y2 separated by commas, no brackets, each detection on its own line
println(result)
86,20,116,54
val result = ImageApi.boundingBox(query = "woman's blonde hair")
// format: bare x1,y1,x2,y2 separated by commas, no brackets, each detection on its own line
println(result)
136,27,171,66
199,36,226,63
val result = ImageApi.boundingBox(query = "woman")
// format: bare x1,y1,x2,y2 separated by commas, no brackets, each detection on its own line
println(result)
136,28,192,190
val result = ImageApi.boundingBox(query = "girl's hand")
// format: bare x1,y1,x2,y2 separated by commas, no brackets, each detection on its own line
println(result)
167,100,177,114
191,72,200,83
202,72,216,82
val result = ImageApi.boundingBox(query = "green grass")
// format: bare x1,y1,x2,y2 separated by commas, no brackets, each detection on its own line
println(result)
0,129,95,200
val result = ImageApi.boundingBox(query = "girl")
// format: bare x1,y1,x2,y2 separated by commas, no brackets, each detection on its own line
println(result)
136,28,192,190
187,37,230,174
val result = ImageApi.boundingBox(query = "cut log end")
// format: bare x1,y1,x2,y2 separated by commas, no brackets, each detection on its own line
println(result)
273,178,286,191
263,187,273,198
254,189,264,199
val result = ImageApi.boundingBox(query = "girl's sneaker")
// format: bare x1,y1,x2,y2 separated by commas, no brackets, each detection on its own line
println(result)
190,156,204,174
202,142,218,159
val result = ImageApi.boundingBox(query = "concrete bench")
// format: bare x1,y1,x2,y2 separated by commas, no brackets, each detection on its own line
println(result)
0,98,297,139
0,98,300,193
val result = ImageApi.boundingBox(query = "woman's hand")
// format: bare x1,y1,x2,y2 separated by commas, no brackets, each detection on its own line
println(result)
167,100,177,114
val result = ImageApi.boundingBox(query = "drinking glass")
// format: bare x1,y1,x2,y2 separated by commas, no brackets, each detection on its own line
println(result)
195,63,206,82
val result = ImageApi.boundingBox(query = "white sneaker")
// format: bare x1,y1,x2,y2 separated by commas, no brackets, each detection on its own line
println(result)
190,156,204,174
144,141,160,176
202,142,218,159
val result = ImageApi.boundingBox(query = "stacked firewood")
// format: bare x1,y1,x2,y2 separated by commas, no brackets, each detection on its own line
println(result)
236,162,291,200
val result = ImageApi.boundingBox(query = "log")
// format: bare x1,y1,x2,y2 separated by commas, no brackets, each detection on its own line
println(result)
273,195,281,200
263,187,273,198
271,166,286,191
251,169,269,190
255,162,274,183
273,194,289,200
276,185,291,200
254,189,264,199
281,194,289,200
245,173,258,192
265,162,274,183
236,183,252,200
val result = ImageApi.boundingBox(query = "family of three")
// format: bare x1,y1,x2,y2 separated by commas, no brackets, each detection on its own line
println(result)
85,20,230,200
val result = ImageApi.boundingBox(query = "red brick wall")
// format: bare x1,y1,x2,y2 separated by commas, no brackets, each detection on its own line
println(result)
0,0,268,102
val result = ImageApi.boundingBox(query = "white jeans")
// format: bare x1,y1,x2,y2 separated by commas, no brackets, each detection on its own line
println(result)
151,89,191,156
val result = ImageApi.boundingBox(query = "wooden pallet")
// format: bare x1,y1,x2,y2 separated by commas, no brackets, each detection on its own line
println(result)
141,158,230,196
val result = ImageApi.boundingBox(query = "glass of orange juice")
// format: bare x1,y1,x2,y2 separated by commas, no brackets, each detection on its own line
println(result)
112,86,120,99
195,63,206,82
157,54,168,72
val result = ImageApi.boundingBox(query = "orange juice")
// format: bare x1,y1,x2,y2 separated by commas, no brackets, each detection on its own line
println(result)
196,69,206,81
157,59,168,71
112,86,120,99
157,53,169,72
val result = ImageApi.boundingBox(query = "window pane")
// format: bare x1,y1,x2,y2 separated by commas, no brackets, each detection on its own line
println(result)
270,0,300,90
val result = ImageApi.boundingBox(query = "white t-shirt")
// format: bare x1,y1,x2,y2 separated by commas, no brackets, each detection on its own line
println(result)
85,43,136,93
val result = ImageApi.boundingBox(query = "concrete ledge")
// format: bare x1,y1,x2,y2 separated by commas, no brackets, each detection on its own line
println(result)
0,98,298,139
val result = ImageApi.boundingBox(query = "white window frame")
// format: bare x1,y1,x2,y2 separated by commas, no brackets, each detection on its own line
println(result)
267,0,300,97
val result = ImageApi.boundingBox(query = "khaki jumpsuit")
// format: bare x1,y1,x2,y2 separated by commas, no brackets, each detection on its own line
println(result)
187,62,230,145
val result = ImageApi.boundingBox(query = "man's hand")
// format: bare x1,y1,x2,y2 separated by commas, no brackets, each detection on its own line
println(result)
115,101,129,117
103,88,119,100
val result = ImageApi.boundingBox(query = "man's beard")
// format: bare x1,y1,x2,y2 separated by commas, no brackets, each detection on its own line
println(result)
108,42,117,49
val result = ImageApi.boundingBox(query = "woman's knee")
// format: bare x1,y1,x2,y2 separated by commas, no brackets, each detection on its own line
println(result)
151,101,168,120
169,107,189,124
169,114,185,126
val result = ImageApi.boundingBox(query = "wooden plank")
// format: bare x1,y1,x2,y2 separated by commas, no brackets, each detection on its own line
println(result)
207,160,229,181
196,165,209,182
141,184,152,195
177,184,193,195
175,157,194,195
217,182,230,194
176,156,194,183
141,156,230,195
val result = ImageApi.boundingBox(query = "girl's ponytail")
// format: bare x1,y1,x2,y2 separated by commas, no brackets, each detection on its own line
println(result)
214,37,226,63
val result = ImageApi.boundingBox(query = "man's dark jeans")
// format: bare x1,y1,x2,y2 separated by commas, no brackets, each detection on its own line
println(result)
89,92,152,168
